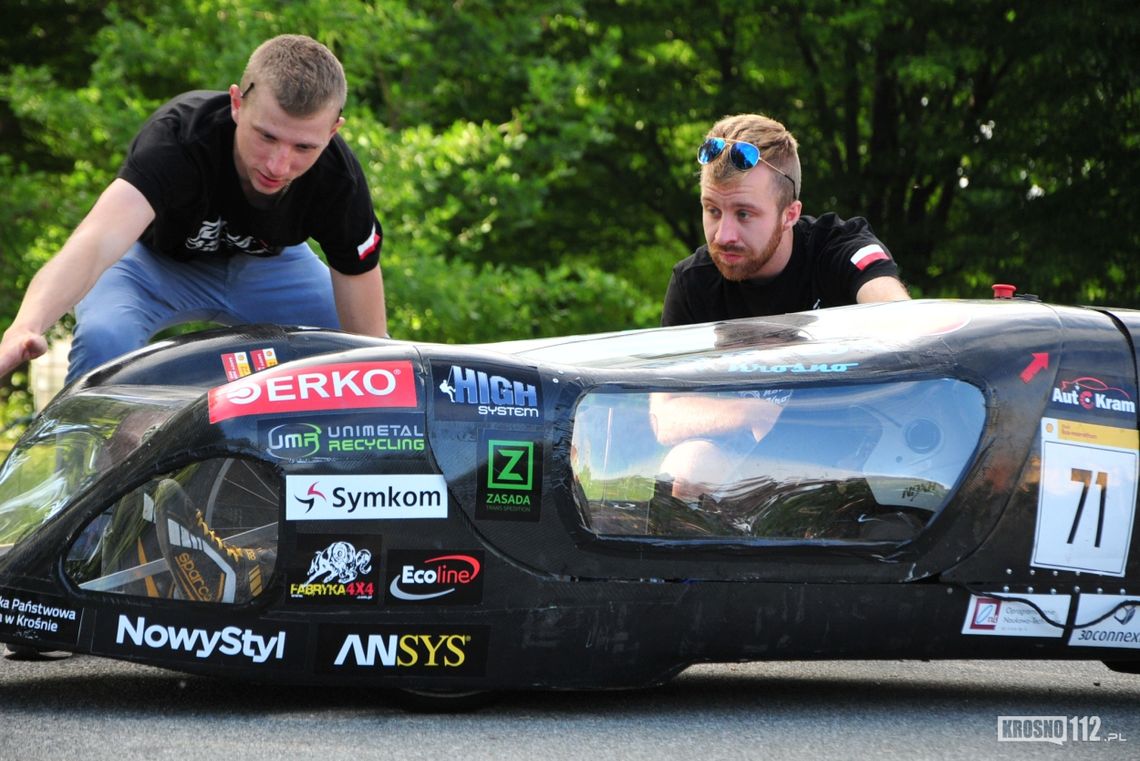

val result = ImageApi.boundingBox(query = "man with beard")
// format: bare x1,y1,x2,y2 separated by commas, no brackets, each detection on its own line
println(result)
661,113,908,326
652,114,907,503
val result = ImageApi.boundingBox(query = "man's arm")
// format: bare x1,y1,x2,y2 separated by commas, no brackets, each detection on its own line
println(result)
660,272,694,327
856,275,910,303
649,392,784,446
330,266,389,338
0,178,155,376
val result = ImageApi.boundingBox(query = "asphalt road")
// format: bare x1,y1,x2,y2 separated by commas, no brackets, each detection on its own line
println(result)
2,653,1138,761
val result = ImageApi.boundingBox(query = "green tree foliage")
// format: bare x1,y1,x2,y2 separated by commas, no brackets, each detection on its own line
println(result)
1,0,1138,429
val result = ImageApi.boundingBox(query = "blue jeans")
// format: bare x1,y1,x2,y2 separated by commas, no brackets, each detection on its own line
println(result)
67,242,340,382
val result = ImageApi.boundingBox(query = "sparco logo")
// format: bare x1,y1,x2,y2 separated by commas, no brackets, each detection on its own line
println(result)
209,360,417,423
114,615,286,664
285,475,448,521
437,364,539,419
387,552,483,604
1051,376,1136,416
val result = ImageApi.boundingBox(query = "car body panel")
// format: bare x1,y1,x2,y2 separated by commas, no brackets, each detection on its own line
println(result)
2,300,1139,690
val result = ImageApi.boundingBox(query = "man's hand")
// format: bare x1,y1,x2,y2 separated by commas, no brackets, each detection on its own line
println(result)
0,329,49,377
0,179,154,380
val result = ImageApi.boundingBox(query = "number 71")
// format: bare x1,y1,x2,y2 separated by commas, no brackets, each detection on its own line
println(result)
1067,468,1109,547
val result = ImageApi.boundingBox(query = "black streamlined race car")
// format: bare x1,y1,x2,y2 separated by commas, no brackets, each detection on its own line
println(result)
3,297,1140,697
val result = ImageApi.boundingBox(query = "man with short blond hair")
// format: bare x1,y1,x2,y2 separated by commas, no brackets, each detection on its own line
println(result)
0,34,388,384
661,112,908,326
242,34,348,115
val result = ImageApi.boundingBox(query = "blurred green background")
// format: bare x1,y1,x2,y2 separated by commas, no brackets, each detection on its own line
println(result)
2,0,1138,438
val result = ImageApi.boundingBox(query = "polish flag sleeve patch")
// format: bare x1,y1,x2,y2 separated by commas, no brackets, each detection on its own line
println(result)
850,244,889,271
356,225,381,260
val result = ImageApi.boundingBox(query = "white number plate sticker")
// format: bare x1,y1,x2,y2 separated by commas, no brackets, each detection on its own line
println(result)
1032,418,1139,576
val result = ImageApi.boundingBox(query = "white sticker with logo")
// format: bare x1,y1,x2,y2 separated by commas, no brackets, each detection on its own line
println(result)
285,474,448,521
1032,418,1139,576
1069,594,1140,649
961,593,1069,638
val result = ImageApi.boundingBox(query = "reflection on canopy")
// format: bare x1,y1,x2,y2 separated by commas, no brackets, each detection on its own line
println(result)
572,379,985,543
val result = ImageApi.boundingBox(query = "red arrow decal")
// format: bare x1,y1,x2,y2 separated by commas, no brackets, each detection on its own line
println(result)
1020,352,1049,383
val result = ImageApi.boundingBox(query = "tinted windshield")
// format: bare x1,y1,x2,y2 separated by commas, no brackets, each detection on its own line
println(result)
0,385,200,554
572,378,985,543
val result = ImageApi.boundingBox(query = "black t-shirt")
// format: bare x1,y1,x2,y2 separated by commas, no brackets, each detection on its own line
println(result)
117,90,381,275
661,213,899,326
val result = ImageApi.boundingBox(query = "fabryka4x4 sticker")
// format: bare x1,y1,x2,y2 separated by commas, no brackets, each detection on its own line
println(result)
287,536,381,605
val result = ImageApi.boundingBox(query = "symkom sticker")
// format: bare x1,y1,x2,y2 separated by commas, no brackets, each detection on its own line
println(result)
285,474,447,521
1032,418,1139,576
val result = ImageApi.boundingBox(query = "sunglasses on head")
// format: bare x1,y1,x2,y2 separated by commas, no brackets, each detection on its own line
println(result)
697,137,798,199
